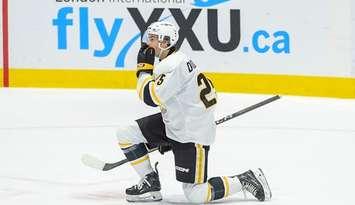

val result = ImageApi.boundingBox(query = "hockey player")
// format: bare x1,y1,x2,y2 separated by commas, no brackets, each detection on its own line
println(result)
116,21,272,203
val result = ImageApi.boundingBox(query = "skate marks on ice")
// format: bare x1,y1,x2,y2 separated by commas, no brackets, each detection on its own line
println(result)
0,175,127,202
0,187,30,199
70,191,125,202
163,194,263,204
0,174,272,204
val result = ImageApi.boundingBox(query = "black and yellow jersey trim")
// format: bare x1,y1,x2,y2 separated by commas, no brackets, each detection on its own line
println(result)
138,75,162,107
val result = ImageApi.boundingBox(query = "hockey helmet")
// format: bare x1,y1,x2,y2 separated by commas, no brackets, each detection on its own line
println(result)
146,21,179,50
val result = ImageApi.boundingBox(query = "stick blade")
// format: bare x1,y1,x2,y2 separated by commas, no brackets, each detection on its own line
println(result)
81,154,105,170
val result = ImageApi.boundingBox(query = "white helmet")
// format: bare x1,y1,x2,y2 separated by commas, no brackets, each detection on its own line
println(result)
146,21,179,50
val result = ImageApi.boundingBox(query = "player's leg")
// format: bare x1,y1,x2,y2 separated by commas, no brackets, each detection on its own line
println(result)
116,113,166,202
172,142,271,203
182,178,241,204
171,142,213,203
116,124,154,178
183,170,271,203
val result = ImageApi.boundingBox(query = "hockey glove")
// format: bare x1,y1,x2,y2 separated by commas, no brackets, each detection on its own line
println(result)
136,43,155,77
158,142,172,155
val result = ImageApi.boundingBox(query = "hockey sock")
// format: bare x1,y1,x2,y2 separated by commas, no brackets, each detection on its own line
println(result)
206,176,242,202
119,142,153,178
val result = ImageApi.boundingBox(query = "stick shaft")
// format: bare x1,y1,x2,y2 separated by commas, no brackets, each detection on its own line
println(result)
100,95,281,171
215,95,280,125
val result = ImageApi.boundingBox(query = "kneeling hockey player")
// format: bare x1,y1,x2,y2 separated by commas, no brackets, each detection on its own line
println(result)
116,21,272,203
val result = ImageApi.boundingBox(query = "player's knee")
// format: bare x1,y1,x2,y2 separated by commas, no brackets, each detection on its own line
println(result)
182,183,208,204
115,126,133,144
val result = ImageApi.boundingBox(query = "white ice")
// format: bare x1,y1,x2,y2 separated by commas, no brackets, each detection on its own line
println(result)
0,88,355,205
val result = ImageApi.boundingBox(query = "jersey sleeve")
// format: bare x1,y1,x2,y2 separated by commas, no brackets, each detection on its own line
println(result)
154,70,182,104
136,70,182,107
136,73,161,107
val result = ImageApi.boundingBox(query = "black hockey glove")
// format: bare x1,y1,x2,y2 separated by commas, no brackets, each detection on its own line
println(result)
136,43,155,77
158,142,172,155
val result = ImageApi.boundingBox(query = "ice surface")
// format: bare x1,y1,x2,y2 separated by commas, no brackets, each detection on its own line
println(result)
1,88,355,204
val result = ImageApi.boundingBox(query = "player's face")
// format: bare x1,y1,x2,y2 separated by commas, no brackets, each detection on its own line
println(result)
147,34,169,52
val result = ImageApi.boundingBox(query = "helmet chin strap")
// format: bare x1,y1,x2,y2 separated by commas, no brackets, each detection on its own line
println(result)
157,42,171,59
158,49,163,59
158,42,172,51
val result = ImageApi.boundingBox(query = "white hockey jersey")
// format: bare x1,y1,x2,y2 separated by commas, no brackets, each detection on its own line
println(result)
137,51,217,145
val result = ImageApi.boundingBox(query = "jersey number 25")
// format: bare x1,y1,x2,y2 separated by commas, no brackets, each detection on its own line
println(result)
197,73,217,109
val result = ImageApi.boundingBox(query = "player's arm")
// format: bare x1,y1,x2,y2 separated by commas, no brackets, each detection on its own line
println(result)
137,73,161,107
153,70,182,104
135,44,182,107
135,44,161,107
137,69,182,107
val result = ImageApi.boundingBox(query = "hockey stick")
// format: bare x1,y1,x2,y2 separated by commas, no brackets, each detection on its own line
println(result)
81,95,281,171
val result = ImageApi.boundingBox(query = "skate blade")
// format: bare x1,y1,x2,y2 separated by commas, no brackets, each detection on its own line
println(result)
126,191,162,202
253,168,272,201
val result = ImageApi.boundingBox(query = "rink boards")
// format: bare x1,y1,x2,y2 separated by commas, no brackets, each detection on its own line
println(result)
1,69,355,99
1,0,355,98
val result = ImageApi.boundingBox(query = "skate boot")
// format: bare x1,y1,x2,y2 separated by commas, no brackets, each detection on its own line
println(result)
125,163,162,202
235,168,272,201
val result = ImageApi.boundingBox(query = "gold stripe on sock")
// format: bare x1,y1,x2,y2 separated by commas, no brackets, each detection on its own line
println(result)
130,155,149,166
118,142,133,149
206,182,212,202
222,176,230,197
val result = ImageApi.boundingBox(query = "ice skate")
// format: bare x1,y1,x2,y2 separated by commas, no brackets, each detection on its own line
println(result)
235,168,272,201
125,164,162,202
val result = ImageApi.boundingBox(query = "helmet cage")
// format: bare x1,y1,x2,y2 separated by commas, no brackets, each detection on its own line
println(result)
147,22,179,51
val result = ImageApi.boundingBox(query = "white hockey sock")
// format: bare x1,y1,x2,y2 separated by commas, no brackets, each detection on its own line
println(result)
228,176,243,194
130,154,154,178
183,176,243,203
119,143,154,178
